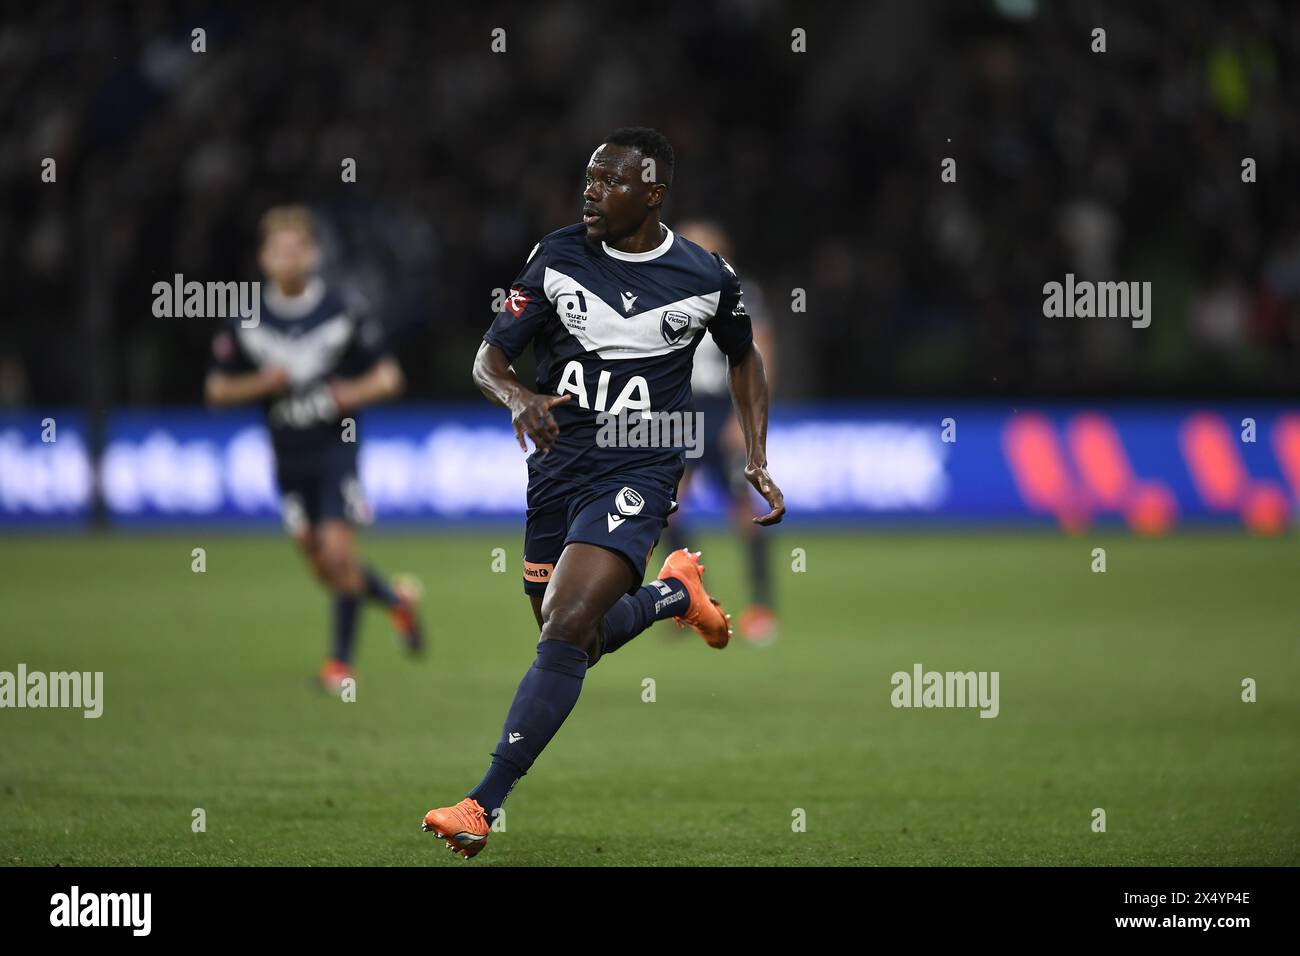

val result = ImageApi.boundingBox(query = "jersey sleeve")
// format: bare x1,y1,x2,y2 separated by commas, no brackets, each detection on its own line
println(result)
483,241,552,361
208,319,255,374
343,313,390,371
706,253,754,362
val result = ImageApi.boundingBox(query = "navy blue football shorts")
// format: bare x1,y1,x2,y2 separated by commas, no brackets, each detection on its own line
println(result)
522,465,682,596
276,448,371,535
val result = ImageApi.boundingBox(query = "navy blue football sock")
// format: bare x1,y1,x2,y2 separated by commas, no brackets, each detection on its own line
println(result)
466,757,521,825
600,577,689,656
361,564,399,607
331,594,360,663
468,639,589,821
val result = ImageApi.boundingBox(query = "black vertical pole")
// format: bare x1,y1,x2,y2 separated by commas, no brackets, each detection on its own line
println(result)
82,174,111,530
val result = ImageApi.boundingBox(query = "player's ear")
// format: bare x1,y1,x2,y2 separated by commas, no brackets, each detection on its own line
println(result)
647,183,668,210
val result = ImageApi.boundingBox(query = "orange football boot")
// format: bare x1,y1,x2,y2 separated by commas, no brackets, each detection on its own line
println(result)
656,548,732,648
319,659,354,694
739,604,779,646
422,797,491,859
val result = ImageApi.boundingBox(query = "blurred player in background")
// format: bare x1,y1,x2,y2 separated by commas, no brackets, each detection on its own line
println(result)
205,206,424,691
666,220,778,645
422,128,784,858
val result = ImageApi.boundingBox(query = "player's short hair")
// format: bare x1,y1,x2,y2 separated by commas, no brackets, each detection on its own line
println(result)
258,205,318,243
605,127,674,187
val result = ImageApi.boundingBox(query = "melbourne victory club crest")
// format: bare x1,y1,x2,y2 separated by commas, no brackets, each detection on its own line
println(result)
660,310,689,343
607,486,644,533
616,487,645,516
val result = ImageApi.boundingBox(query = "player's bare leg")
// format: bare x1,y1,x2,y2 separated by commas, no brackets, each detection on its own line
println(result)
730,493,776,645
293,525,352,691
314,521,365,596
302,521,424,691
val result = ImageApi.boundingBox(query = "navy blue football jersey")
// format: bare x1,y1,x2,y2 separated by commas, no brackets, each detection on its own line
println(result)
483,223,754,479
209,277,387,467
692,284,769,398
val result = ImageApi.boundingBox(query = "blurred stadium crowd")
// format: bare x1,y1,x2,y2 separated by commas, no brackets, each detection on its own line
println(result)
2,0,1298,408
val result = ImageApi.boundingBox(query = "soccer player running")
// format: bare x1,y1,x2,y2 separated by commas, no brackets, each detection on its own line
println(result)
665,220,780,645
205,206,424,692
422,129,784,858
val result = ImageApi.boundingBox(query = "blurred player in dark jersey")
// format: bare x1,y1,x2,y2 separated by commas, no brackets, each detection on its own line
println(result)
205,206,423,692
666,220,778,645
422,129,784,858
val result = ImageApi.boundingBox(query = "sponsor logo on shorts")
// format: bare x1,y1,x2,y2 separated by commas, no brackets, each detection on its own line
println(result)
342,475,373,526
281,492,308,536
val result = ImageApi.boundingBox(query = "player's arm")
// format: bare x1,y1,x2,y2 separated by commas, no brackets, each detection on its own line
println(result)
753,321,776,387
472,341,570,454
204,366,290,407
205,323,288,407
710,254,784,525
475,242,570,454
328,357,404,414
727,344,785,525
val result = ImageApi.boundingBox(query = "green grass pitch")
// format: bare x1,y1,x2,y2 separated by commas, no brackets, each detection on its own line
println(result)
0,530,1296,866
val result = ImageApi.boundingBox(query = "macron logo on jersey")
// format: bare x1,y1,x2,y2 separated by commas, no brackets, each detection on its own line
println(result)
620,291,638,313
505,288,530,317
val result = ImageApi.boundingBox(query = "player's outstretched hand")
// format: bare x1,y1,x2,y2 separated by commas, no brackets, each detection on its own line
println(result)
511,392,571,455
744,462,786,525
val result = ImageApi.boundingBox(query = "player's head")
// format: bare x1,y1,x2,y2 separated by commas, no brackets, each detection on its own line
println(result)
675,220,734,262
257,205,321,289
582,127,674,243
